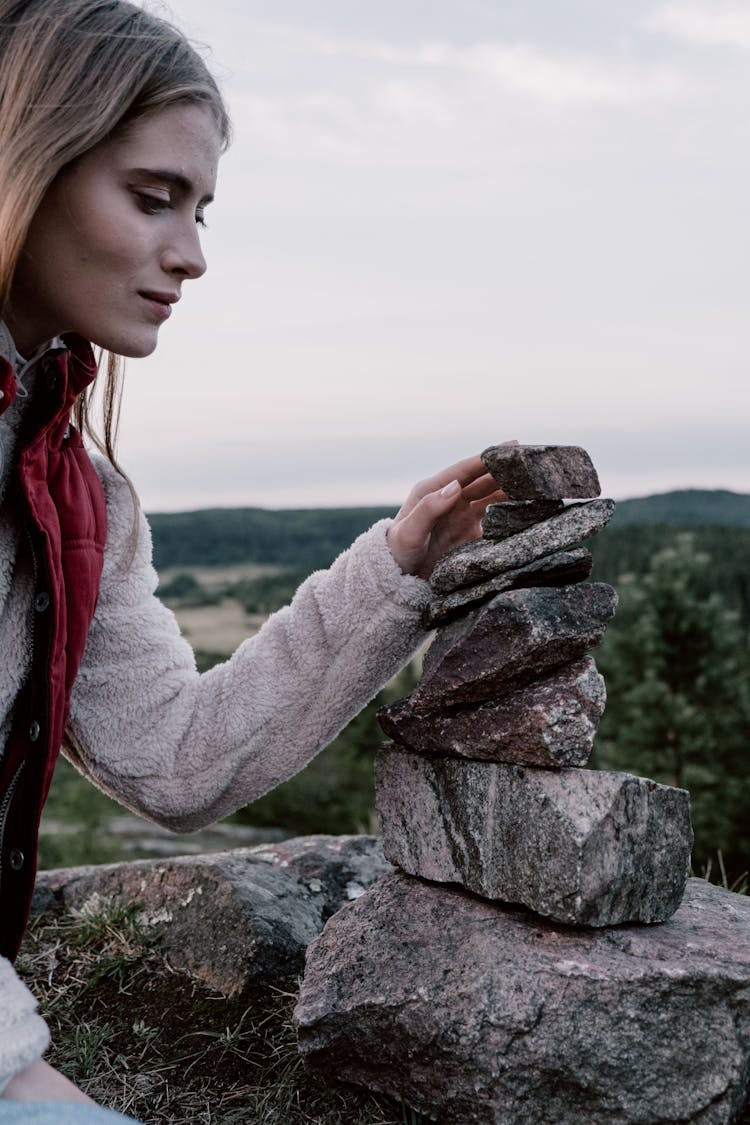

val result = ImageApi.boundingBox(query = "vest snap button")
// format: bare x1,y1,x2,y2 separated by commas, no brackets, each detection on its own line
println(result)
9,849,24,872
29,720,41,742
35,592,50,612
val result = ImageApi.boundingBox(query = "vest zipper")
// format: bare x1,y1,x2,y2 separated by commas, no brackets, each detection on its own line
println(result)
24,522,38,669
0,760,26,896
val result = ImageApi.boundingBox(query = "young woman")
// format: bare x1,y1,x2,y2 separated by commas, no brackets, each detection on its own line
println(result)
0,1,505,1118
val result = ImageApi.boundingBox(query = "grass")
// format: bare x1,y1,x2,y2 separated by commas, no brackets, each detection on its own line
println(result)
16,897,428,1125
696,850,749,896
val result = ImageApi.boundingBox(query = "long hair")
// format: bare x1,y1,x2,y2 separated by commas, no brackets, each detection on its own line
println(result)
0,0,231,464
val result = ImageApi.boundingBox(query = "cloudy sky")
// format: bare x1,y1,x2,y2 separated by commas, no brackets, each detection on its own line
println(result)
119,0,750,510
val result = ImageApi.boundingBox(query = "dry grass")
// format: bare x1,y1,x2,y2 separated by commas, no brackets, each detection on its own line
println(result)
158,564,284,592
170,598,265,654
17,898,425,1125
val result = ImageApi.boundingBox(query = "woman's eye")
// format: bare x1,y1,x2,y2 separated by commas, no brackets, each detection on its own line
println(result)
135,192,171,215
196,211,208,229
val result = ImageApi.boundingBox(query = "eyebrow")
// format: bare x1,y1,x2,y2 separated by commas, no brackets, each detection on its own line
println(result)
131,167,214,205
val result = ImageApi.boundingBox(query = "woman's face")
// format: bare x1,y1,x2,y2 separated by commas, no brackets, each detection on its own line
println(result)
7,102,221,358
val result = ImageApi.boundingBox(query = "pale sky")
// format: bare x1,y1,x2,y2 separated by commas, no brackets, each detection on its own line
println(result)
117,0,750,510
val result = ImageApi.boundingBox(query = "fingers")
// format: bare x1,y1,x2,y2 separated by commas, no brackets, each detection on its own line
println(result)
387,481,464,575
421,454,489,494
389,444,517,574
461,472,507,504
396,455,488,520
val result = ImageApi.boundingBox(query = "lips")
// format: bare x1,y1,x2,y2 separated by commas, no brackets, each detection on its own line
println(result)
139,290,179,320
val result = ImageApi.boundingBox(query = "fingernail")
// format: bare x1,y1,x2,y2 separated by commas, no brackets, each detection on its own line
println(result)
441,479,460,497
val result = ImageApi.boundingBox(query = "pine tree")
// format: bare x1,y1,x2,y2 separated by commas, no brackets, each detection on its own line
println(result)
595,533,750,875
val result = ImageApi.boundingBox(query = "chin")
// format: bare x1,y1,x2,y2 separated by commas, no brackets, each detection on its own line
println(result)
90,330,160,359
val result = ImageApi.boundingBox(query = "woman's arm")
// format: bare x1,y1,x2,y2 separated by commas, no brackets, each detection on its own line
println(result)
66,454,503,832
0,956,51,1099
2,1058,94,1103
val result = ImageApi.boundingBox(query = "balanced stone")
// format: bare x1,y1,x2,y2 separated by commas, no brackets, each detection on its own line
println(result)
378,656,604,767
481,498,564,540
430,498,615,595
481,443,601,500
296,874,750,1125
413,583,617,709
424,547,593,628
375,749,692,926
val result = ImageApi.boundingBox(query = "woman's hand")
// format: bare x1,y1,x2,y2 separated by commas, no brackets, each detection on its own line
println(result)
386,453,509,580
2,1058,95,1103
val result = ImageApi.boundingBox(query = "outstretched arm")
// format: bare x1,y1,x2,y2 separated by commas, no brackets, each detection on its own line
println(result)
66,452,506,833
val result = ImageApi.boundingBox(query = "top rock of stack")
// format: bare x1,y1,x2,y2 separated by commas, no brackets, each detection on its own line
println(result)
482,444,601,501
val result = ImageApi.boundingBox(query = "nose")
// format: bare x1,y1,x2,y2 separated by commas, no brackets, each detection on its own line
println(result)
160,221,207,281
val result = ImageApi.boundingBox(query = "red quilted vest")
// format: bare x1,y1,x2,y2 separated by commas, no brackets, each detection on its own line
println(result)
0,334,107,959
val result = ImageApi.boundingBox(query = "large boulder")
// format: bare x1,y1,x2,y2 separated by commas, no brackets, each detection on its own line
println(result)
376,749,692,926
296,872,750,1125
33,835,391,994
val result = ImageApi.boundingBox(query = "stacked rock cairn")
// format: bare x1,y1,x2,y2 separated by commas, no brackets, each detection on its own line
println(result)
376,444,693,927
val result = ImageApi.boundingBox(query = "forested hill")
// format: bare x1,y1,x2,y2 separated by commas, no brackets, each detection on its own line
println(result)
147,488,750,571
611,489,750,527
148,506,396,570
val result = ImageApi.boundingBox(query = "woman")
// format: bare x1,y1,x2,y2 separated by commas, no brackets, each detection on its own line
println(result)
0,0,504,1117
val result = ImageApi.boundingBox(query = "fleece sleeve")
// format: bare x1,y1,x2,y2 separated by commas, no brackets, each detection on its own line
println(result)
66,458,433,832
0,956,49,1095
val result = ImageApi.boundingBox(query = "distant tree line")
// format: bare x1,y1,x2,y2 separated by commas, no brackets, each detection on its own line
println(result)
149,506,396,570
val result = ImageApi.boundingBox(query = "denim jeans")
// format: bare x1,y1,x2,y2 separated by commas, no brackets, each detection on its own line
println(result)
0,1103,141,1124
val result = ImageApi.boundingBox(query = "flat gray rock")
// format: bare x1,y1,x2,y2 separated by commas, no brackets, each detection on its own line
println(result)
481,443,601,500
431,498,615,594
375,749,692,926
414,582,617,709
377,656,605,767
32,835,392,994
481,498,565,539
424,547,593,628
296,874,750,1125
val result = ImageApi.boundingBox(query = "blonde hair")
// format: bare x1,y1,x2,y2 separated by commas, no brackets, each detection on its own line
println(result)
0,0,231,465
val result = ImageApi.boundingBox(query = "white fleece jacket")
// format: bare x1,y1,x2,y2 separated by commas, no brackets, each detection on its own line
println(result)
0,453,433,1092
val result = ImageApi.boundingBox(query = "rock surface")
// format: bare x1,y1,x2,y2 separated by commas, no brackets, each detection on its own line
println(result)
480,498,564,539
296,873,750,1125
423,548,593,628
431,499,615,594
378,657,605,767
33,835,392,994
481,443,601,500
414,583,618,709
376,749,692,925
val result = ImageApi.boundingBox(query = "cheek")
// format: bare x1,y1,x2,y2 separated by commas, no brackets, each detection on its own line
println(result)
71,196,155,275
